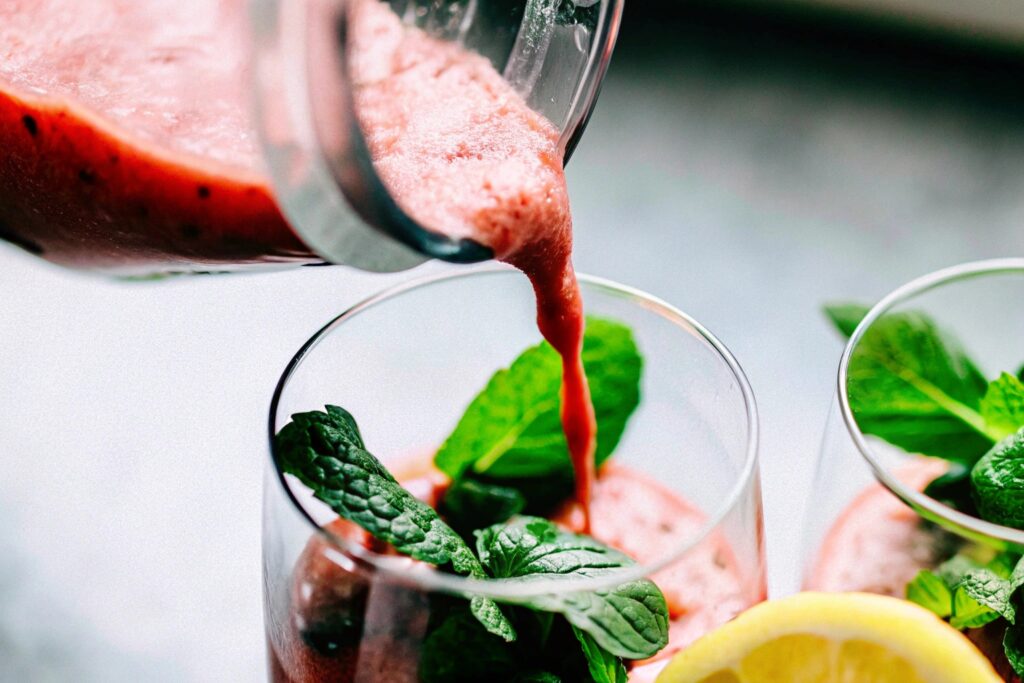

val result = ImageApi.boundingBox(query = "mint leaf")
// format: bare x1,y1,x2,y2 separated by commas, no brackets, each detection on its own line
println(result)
573,627,628,683
972,427,1024,529
951,587,1001,629
1005,625,1024,677
906,570,952,618
475,516,633,578
440,479,525,539
435,318,642,480
548,578,669,661
957,569,1018,624
418,608,517,683
981,373,1024,440
476,517,669,660
824,303,869,337
923,463,976,514
275,405,515,641
825,304,995,462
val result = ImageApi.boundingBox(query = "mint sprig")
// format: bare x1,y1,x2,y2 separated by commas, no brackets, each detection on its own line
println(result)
435,317,642,483
908,551,1024,674
825,303,995,462
275,397,669,678
476,516,670,660
274,405,515,641
826,304,1024,528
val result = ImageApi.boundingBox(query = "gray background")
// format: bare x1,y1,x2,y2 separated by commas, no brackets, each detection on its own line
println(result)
1,7,1023,681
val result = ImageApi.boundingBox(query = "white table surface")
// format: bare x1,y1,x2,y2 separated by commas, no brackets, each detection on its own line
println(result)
2,23,1023,682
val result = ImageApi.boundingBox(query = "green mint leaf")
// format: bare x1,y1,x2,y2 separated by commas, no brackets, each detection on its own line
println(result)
906,570,953,618
972,427,1024,529
824,303,870,338
548,578,669,662
440,479,525,539
951,585,1001,629
825,304,995,462
923,463,976,515
475,516,633,578
573,627,628,683
418,608,518,683
1005,625,1024,677
274,405,515,642
957,569,1017,624
981,373,1024,440
435,317,642,480
476,517,669,660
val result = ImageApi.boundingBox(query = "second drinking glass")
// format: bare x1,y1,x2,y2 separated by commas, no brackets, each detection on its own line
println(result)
803,258,1024,681
264,266,765,682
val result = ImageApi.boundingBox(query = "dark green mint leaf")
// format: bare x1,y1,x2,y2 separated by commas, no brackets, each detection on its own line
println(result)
475,516,633,578
573,627,628,683
825,305,995,462
472,470,577,519
546,578,669,661
419,608,517,683
1005,625,1024,677
441,478,525,539
275,405,515,641
981,373,1024,441
906,570,952,618
972,427,1024,529
923,463,976,514
435,317,642,480
824,303,870,338
477,517,669,660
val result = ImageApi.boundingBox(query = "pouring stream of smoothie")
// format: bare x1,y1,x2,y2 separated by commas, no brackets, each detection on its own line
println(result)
350,0,598,526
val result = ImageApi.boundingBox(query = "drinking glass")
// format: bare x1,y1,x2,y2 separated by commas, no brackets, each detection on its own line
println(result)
264,266,765,682
802,259,1024,678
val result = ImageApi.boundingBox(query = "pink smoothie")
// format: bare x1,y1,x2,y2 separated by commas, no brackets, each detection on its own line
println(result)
806,457,950,596
350,0,598,527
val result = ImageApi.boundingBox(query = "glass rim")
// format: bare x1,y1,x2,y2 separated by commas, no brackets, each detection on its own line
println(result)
837,257,1024,548
267,263,760,599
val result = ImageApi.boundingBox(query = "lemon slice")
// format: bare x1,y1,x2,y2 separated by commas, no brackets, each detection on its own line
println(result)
656,592,1001,683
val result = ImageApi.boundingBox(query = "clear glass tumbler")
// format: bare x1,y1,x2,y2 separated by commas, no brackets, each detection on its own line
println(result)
264,266,765,682
802,258,1024,679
